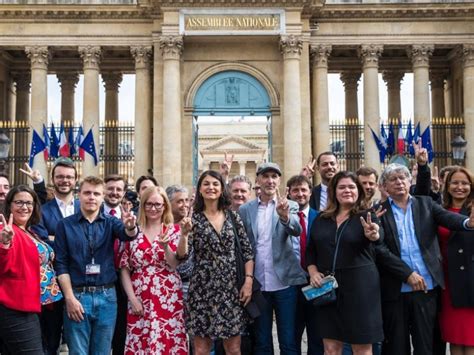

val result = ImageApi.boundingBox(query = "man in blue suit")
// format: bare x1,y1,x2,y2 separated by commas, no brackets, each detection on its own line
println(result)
239,162,306,355
287,175,323,355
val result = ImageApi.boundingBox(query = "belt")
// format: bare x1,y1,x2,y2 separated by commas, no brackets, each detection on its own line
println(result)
73,283,115,293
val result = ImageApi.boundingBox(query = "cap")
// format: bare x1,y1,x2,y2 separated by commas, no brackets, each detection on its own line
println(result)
53,156,75,168
256,162,282,176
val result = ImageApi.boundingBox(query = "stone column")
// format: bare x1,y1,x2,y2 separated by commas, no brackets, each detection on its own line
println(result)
131,45,152,178
57,73,79,124
382,71,404,120
340,71,361,171
12,73,31,185
160,36,183,185
26,46,49,180
409,44,434,130
430,70,447,119
280,35,303,180
310,44,332,176
239,161,246,176
359,44,383,169
79,46,101,177
102,72,122,176
463,44,474,170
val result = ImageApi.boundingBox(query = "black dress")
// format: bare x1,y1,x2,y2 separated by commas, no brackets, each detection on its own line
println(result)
306,213,384,344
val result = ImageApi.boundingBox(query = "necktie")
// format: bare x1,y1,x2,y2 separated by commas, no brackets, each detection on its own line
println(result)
298,211,307,269
110,208,116,217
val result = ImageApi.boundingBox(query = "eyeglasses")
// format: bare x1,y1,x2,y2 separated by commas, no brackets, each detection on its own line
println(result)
144,202,164,210
55,175,75,181
449,181,471,187
12,200,34,209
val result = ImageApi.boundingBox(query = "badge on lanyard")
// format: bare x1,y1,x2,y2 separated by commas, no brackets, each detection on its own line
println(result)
86,258,101,275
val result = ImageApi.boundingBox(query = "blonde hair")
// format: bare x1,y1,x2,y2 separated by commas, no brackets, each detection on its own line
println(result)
137,186,174,227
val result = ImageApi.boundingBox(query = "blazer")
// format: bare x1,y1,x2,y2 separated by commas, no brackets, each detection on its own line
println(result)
375,195,469,302
307,207,318,234
309,184,322,211
239,198,307,287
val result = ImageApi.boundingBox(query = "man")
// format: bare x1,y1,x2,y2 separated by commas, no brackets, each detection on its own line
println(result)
306,152,339,211
103,174,127,218
55,176,138,355
375,164,474,355
166,185,190,224
0,173,10,213
239,162,306,354
229,175,252,211
286,175,323,355
356,167,378,207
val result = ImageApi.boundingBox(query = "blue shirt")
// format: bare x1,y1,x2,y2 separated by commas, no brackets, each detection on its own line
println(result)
55,211,135,287
389,197,435,292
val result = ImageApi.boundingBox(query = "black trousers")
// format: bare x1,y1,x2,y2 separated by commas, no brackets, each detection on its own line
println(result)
0,304,43,354
295,284,324,355
112,275,127,355
40,300,63,355
381,289,438,355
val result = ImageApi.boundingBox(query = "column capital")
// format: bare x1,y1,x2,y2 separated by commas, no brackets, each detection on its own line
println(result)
57,72,79,91
12,72,31,91
358,44,383,68
25,46,50,70
79,46,102,70
280,35,303,59
429,69,448,89
462,44,474,68
408,44,434,68
102,72,123,91
382,70,405,91
159,36,183,60
131,45,153,70
340,71,361,91
310,44,332,68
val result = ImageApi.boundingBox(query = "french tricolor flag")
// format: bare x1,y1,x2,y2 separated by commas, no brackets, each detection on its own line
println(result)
397,120,405,154
59,123,70,157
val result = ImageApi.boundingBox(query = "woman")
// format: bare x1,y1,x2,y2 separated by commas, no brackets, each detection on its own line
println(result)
120,186,189,354
438,167,474,355
0,185,62,354
186,170,254,355
306,171,383,355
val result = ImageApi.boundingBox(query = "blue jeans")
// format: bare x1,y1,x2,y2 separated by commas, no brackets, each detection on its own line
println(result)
63,287,117,355
254,286,298,355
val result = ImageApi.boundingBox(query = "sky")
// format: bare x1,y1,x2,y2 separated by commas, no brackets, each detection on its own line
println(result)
46,72,415,125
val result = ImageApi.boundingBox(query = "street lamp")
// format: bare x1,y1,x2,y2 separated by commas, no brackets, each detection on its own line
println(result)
451,134,467,165
0,131,11,176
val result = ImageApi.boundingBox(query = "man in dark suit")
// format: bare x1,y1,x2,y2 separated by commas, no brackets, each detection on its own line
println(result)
375,163,474,355
306,152,339,211
287,175,323,355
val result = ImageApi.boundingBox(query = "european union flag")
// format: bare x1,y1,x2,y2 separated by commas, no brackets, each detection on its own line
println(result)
68,127,77,156
50,123,59,159
29,129,46,167
370,126,387,163
421,126,434,163
79,128,98,166
413,122,421,144
386,122,395,155
405,120,414,156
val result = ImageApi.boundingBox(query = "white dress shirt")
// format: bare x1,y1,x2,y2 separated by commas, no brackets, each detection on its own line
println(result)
55,197,75,218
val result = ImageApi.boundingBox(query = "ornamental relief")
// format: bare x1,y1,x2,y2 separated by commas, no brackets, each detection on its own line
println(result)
280,35,303,58
408,44,434,67
310,44,332,67
358,44,383,66
25,46,50,69
79,46,102,70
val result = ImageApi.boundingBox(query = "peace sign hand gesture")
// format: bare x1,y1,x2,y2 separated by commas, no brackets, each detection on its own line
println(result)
122,211,137,231
157,225,174,248
276,188,290,223
0,214,14,246
179,217,192,236
301,156,316,179
219,152,234,181
413,139,428,166
360,213,380,242
19,163,43,183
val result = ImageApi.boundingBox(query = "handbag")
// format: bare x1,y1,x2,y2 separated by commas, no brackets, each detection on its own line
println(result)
229,211,266,319
310,220,348,307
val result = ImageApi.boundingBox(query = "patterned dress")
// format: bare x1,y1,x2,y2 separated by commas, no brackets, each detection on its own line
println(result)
186,210,254,339
120,225,187,355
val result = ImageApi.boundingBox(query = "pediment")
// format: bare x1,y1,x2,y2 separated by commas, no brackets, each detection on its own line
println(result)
203,135,262,151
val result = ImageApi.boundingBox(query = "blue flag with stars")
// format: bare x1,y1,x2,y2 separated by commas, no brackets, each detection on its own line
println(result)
29,129,46,167
421,126,434,163
79,128,98,166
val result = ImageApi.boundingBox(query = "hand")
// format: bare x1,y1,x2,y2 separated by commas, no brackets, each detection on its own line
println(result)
130,297,144,316
179,217,192,235
301,156,316,178
431,166,440,193
411,164,418,184
468,205,474,229
275,188,290,223
360,213,380,241
309,270,325,288
0,214,14,246
157,225,174,248
122,211,137,230
19,163,43,183
413,139,428,166
219,152,234,181
65,296,85,322
407,272,427,292
374,205,387,219
239,278,253,306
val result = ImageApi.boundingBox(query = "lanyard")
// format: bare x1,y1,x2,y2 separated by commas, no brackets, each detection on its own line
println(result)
82,221,97,261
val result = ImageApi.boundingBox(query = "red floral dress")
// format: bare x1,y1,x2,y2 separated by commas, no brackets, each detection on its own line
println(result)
120,225,187,355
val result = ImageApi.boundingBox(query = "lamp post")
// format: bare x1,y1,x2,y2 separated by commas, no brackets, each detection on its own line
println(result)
0,131,11,176
451,134,467,165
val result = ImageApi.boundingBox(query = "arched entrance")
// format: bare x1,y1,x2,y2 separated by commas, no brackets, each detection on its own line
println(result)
192,70,273,183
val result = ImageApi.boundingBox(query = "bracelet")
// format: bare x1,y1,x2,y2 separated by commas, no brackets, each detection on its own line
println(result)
245,274,254,279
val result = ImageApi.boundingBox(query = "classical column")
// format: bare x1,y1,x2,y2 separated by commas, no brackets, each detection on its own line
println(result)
382,71,404,120
102,72,122,176
79,46,101,177
57,72,79,124
131,45,152,178
409,44,434,130
340,71,361,171
463,44,474,170
280,35,303,179
310,44,332,175
239,161,246,176
160,36,183,185
359,44,383,169
430,70,447,119
12,73,31,185
26,46,49,180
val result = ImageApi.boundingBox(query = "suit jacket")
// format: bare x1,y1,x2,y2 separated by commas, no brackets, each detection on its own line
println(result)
239,198,307,287
309,184,322,211
375,195,469,302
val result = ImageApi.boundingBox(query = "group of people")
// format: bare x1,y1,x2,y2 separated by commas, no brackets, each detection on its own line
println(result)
0,142,472,355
